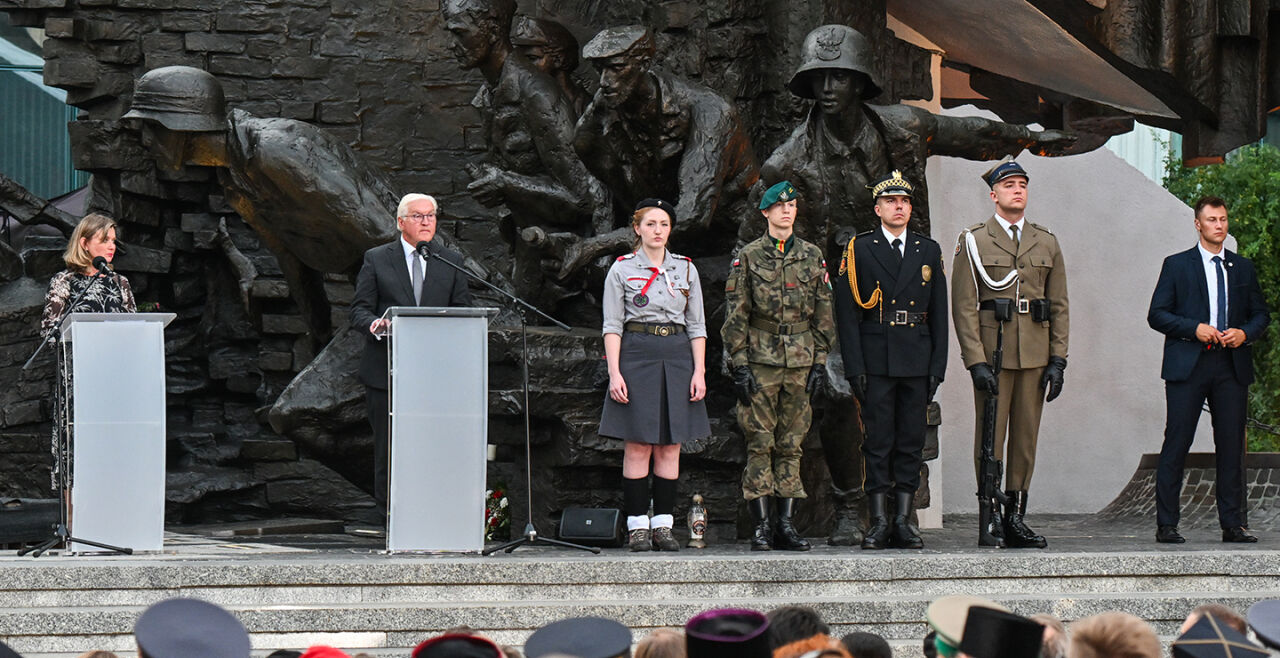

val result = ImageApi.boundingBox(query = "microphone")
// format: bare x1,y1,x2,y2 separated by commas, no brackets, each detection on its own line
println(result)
92,256,111,276
415,241,433,259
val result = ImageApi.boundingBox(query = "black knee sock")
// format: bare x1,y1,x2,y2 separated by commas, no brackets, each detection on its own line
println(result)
652,476,678,517
622,476,650,517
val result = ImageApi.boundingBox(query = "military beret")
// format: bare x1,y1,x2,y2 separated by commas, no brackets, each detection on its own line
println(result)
134,598,251,658
1248,600,1280,650
635,198,677,222
685,608,770,658
925,595,1010,652
868,170,913,199
524,617,632,658
981,158,1029,187
956,606,1044,658
412,634,504,658
1176,612,1269,658
0,640,22,658
583,26,653,60
759,180,798,210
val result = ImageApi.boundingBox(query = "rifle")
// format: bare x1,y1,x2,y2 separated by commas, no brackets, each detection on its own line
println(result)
977,299,1012,547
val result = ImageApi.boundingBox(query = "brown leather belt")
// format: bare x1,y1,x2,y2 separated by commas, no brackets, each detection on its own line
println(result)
749,317,810,335
624,322,685,337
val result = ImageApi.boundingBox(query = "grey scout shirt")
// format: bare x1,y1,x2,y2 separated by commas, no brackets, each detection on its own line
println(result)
602,250,707,339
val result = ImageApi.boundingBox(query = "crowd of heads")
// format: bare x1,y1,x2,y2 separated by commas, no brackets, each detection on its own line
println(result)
8,596,1280,658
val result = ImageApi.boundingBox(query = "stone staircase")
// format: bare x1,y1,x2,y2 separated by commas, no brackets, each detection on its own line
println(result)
2,544,1279,657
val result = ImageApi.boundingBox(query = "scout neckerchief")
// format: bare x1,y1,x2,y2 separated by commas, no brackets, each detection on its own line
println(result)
632,267,660,307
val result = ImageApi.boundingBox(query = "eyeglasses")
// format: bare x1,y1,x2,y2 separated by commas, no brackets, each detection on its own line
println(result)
403,212,437,223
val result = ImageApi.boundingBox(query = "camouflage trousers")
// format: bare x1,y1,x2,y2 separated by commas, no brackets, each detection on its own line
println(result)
738,364,811,500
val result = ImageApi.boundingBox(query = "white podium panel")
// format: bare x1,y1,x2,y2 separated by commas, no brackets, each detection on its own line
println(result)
62,312,174,553
386,306,496,552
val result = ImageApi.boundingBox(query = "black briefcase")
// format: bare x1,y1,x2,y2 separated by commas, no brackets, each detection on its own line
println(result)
559,507,624,547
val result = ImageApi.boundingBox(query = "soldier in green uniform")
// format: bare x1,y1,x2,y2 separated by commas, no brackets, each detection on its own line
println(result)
722,180,835,551
951,159,1069,549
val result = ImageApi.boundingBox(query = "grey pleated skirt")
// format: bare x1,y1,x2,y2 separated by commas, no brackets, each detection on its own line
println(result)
599,331,711,444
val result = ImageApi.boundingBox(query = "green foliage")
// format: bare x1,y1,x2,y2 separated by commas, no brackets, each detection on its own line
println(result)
1163,144,1280,451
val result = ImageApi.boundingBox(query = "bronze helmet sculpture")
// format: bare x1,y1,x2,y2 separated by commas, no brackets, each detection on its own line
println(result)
123,65,227,132
787,24,882,100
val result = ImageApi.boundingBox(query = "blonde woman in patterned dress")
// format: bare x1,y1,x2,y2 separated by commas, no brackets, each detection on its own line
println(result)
40,213,136,338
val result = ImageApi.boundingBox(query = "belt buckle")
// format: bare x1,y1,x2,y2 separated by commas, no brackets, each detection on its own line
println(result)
1017,299,1030,314
894,310,908,324
657,325,671,337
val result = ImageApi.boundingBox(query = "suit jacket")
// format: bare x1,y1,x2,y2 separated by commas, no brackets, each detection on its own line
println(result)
350,239,473,389
1147,245,1269,383
833,229,948,379
951,216,1069,370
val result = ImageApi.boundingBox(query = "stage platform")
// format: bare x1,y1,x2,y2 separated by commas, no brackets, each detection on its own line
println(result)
2,514,1279,658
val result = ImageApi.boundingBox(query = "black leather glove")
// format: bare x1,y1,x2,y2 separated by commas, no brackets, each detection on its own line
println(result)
1040,356,1067,402
969,363,998,396
731,365,759,405
928,375,942,401
805,363,827,403
848,374,867,406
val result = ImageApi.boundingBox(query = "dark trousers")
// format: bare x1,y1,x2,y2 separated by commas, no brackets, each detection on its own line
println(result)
1156,349,1248,529
366,386,390,506
861,374,928,495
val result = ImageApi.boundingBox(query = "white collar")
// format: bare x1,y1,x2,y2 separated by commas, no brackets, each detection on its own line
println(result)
1197,241,1226,263
400,237,423,259
994,214,1025,236
880,224,907,246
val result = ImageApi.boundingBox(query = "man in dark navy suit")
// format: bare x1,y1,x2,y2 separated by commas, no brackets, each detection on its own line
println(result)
833,171,948,549
1148,195,1269,544
350,193,473,507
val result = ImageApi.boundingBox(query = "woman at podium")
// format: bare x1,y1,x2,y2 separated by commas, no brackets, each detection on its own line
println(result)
600,198,711,552
40,213,137,338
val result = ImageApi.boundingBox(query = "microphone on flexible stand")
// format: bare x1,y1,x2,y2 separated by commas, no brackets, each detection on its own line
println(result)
92,256,111,277
415,241,433,260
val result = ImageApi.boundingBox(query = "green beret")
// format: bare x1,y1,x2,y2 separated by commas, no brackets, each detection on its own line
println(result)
759,180,798,210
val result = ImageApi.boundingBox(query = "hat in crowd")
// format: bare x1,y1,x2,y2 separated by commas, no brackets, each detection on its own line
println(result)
134,598,251,658
299,647,351,658
926,595,1011,656
0,640,23,658
685,608,770,658
635,198,678,222
583,25,655,61
524,617,632,658
1248,600,1280,650
868,170,914,199
1175,612,1270,658
981,158,1029,188
759,181,798,210
413,634,505,658
956,607,1044,658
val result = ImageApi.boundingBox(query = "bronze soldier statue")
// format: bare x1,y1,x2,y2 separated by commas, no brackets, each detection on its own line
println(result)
722,181,835,552
511,16,592,118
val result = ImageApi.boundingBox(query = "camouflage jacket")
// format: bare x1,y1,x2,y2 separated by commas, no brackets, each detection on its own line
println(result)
723,234,834,369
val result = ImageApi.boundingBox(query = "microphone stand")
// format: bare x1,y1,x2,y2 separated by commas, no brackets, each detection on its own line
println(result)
420,246,599,555
20,265,132,556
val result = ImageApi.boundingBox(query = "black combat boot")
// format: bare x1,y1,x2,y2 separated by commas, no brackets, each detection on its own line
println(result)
861,493,890,550
773,498,811,551
748,497,772,551
1003,490,1047,548
827,486,864,546
889,491,924,549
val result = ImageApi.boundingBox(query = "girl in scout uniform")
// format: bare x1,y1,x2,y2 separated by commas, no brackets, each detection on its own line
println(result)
600,198,711,551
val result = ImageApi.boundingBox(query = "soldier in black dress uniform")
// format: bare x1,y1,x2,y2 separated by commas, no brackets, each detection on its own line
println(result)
832,171,947,549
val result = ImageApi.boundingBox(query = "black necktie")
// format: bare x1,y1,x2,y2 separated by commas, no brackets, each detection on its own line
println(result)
890,238,902,267
1213,255,1227,331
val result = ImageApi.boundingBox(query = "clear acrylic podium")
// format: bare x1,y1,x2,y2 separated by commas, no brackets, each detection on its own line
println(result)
61,312,174,553
384,306,497,553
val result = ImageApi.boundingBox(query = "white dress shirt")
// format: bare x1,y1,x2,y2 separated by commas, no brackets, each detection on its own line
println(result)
993,214,1025,243
400,237,427,290
1198,242,1228,326
880,225,905,256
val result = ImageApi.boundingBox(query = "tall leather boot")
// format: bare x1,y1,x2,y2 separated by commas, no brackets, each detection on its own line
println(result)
827,486,864,546
1003,490,1047,548
890,491,924,549
748,497,772,551
861,493,890,550
773,498,811,551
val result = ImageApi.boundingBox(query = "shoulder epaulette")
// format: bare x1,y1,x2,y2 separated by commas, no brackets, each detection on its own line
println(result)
616,252,636,262
672,253,692,262
1027,222,1053,235
968,222,986,231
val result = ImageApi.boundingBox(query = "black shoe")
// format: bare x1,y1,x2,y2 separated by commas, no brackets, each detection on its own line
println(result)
828,487,864,546
628,528,652,551
1003,490,1047,549
890,491,923,549
861,493,890,550
1223,527,1258,543
748,497,772,551
773,498,811,551
651,526,680,551
1156,525,1185,544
